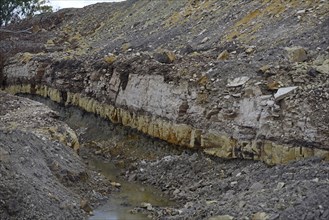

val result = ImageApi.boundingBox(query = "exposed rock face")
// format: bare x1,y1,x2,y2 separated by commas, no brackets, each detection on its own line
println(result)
1,0,329,164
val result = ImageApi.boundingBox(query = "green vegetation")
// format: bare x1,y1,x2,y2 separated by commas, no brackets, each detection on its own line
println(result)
0,0,52,26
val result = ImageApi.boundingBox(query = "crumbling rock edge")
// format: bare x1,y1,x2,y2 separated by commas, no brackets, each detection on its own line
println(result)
4,84,329,165
0,91,79,151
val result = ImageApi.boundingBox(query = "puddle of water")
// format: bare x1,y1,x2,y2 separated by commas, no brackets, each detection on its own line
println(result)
88,157,174,220
89,197,146,220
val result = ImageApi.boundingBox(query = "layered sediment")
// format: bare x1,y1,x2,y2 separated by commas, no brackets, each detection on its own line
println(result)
4,81,329,164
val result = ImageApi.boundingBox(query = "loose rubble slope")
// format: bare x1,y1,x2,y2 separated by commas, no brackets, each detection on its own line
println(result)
128,152,329,220
0,92,113,219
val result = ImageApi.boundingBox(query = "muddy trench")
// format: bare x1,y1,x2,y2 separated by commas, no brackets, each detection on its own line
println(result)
20,94,183,219
16,95,329,220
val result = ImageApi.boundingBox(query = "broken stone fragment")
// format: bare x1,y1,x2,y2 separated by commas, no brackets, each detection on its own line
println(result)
104,53,117,64
245,47,254,54
249,182,264,191
80,199,92,213
315,59,329,74
90,71,101,81
178,100,189,116
258,65,271,74
296,9,306,15
266,100,275,107
201,37,210,44
276,182,285,190
285,46,307,63
173,188,180,195
121,42,131,52
180,44,194,54
154,51,176,64
208,215,234,220
46,39,55,46
140,202,153,211
251,212,268,220
267,80,280,90
165,51,176,63
19,52,33,64
217,50,229,60
206,108,220,119
0,148,9,162
110,182,121,187
274,86,298,101
227,76,250,87
205,200,218,205
232,93,242,98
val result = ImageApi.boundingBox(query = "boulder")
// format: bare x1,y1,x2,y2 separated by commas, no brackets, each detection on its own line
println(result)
285,46,307,62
